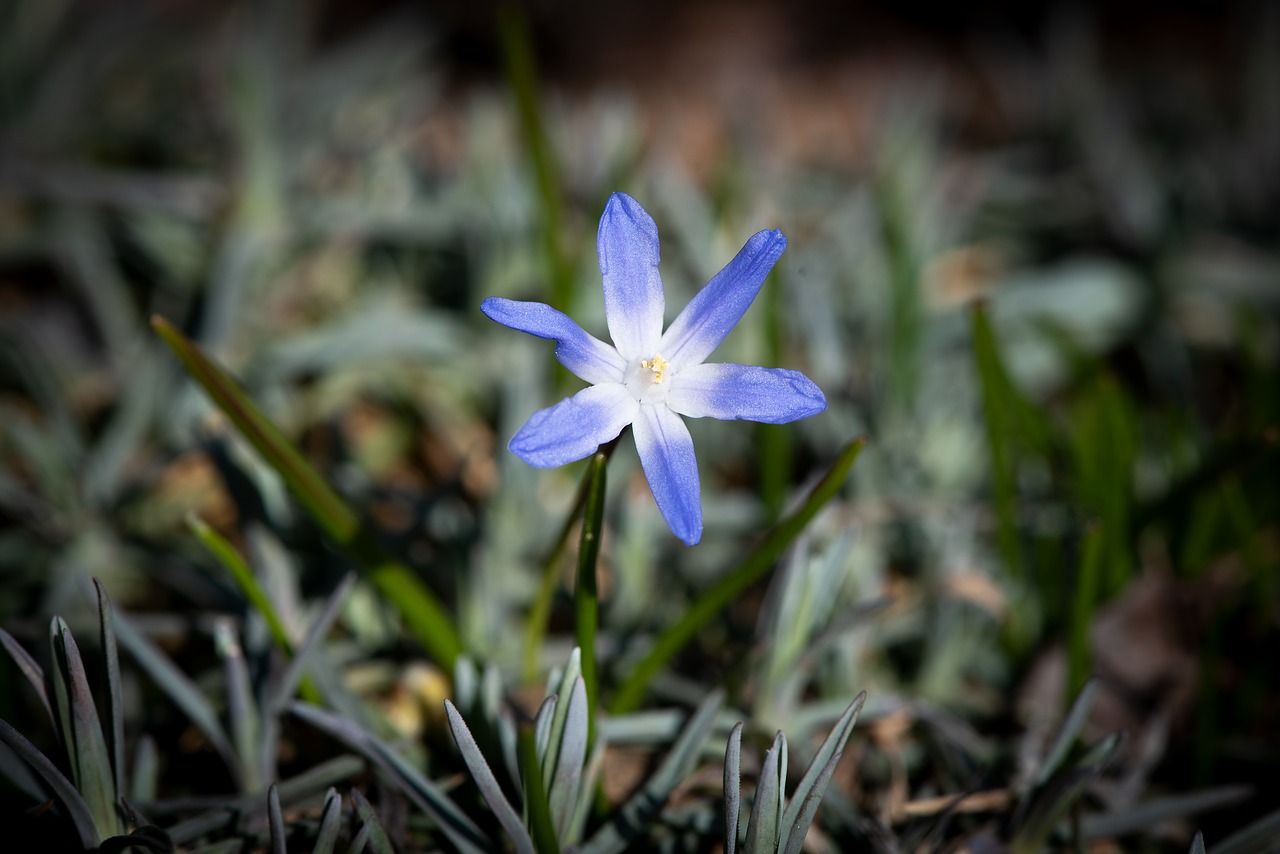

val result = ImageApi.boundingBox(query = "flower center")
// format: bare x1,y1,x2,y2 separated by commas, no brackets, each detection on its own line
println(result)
624,354,672,404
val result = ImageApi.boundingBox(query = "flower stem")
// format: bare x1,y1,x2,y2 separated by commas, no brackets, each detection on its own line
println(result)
574,453,608,748
522,436,623,683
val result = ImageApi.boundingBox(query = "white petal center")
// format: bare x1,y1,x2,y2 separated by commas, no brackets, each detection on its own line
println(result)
623,354,673,405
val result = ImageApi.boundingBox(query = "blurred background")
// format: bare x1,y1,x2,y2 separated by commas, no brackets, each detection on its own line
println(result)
1,0,1277,850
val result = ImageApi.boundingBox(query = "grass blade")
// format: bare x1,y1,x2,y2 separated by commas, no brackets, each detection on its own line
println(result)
581,690,725,854
541,648,582,792
611,438,866,714
152,314,462,667
0,627,52,724
444,699,535,854
110,604,243,787
351,788,396,854
289,701,490,854
213,618,259,793
520,723,561,854
548,676,588,843
780,692,866,854
0,717,100,849
724,722,744,854
50,617,121,839
94,580,126,800
267,783,286,854
744,733,784,854
312,787,342,854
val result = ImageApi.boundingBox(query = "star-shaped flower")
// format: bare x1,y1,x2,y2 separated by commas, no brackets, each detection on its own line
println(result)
482,192,826,545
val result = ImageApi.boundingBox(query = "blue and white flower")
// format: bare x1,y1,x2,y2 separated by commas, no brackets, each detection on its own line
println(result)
482,192,826,545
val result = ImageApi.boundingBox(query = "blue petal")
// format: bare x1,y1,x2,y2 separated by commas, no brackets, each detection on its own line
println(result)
482,298,625,384
667,363,827,424
633,405,702,545
659,229,787,369
597,192,664,360
509,384,638,468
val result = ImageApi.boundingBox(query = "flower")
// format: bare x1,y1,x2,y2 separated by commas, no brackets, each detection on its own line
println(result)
482,192,826,545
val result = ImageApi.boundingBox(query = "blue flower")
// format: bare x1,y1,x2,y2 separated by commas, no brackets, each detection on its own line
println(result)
482,192,826,545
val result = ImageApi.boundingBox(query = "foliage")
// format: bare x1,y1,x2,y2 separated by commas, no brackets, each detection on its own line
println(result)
1,1,1277,851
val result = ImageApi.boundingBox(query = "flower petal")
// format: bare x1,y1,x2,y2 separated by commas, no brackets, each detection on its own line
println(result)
660,229,787,369
510,384,638,468
597,192,664,360
667,363,827,424
633,405,702,545
482,297,626,385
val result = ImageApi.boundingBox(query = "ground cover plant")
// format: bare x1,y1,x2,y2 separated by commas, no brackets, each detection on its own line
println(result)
1,1,1278,851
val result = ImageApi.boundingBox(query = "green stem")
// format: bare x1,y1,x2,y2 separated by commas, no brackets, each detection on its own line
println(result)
609,438,866,714
574,454,607,748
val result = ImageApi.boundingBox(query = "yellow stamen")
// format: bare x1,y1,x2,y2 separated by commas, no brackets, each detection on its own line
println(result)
640,355,669,383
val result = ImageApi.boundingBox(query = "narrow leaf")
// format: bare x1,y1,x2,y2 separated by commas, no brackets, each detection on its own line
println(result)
611,439,866,714
152,315,462,667
541,648,582,788
312,788,343,854
267,783,286,854
50,617,120,839
724,722,744,854
548,677,588,842
289,701,489,854
1189,831,1206,854
0,717,100,849
214,619,260,793
744,733,784,854
261,572,356,782
581,691,724,854
94,579,127,799
351,788,396,854
780,692,865,853
519,724,561,854
0,628,52,725
1039,679,1098,787
111,605,243,786
444,700,535,854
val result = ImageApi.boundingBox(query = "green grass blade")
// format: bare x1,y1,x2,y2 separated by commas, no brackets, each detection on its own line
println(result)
444,700,535,854
186,514,295,655
610,439,866,714
93,580,126,800
540,648,581,789
129,736,158,804
547,676,588,844
351,788,396,854
0,717,101,849
743,732,784,854
780,692,866,854
152,315,462,667
50,617,121,839
724,722,744,854
110,604,243,787
581,690,724,854
288,701,490,854
312,787,342,854
267,783,286,854
213,619,260,793
0,627,52,724
1039,678,1099,788
520,723,562,854
575,453,606,745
